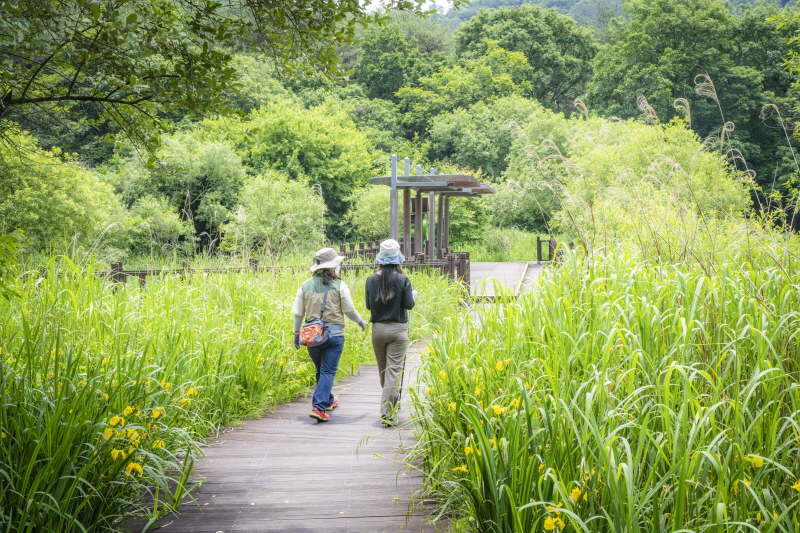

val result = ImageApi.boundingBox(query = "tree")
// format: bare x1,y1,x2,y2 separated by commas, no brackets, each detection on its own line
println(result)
0,128,115,249
220,173,326,257
106,131,247,243
454,4,597,109
588,0,800,197
428,95,545,178
396,41,533,137
103,195,195,258
199,99,377,238
353,24,437,101
0,0,444,151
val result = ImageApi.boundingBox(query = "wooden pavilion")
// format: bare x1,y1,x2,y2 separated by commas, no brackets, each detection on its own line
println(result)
368,155,495,261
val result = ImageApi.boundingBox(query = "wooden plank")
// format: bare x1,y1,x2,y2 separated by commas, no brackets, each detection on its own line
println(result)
130,344,438,533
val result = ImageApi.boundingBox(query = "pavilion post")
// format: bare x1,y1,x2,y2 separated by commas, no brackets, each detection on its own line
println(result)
415,164,423,255
428,167,437,261
436,192,444,259
390,154,398,240
403,158,411,256
443,195,451,250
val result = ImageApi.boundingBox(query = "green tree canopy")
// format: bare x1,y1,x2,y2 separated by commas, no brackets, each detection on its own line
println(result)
454,4,597,108
588,0,800,196
396,41,533,137
199,99,377,237
353,24,437,101
0,0,443,150
0,128,115,249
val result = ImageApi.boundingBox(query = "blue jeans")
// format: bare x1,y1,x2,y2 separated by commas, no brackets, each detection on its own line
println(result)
307,335,344,411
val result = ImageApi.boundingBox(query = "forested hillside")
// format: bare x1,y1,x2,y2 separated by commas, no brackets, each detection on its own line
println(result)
1,0,800,262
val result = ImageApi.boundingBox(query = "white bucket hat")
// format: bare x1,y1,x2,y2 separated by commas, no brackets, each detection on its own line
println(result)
375,239,405,265
310,247,344,272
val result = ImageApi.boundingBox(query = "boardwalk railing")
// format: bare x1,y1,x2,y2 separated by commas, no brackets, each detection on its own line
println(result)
98,252,470,288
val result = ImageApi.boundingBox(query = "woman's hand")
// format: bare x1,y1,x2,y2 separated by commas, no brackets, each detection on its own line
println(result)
359,320,369,332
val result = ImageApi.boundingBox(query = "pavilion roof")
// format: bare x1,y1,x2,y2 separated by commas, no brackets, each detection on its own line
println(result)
368,173,495,195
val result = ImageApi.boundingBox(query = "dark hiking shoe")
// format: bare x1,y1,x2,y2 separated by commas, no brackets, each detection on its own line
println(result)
327,395,339,411
310,406,330,422
381,414,397,427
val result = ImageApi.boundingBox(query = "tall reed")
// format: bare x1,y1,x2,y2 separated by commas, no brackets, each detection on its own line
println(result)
0,257,459,532
413,247,800,532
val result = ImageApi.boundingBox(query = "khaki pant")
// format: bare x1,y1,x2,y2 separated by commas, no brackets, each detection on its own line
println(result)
371,322,409,416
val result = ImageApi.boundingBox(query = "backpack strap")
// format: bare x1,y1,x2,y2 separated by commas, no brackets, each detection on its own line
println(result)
319,282,331,321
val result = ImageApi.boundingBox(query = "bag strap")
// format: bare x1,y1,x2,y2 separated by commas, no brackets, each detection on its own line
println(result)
319,282,331,321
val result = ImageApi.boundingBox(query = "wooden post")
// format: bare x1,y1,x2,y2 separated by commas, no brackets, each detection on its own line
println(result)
340,244,346,252
549,236,557,262
414,190,423,255
249,258,259,272
403,189,411,257
428,192,436,261
138,272,147,287
390,154,399,240
447,254,456,281
111,262,126,285
436,192,444,259
444,195,451,250
537,236,542,263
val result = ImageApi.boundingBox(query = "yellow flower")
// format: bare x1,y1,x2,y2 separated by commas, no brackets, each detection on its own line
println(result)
1,432,5,439
452,465,468,473
448,402,457,411
510,398,520,409
464,446,474,455
181,397,192,406
495,360,503,371
123,406,134,416
111,449,127,460
101,358,108,366
741,478,751,487
101,393,109,401
554,518,566,530
102,428,115,440
748,455,764,468
187,388,198,397
571,487,582,502
426,387,434,395
790,480,800,492
544,517,556,530
152,408,163,418
491,405,507,415
539,463,545,472
489,439,497,449
126,462,143,475
757,512,762,522
160,380,171,389
439,370,447,379
773,511,779,519
109,416,125,427
152,440,165,449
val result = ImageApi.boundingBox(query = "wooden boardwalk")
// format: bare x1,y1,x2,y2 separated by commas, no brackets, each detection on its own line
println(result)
140,342,437,533
138,264,538,533
470,262,541,297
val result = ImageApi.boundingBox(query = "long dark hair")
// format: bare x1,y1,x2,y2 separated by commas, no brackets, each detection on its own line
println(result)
377,264,404,304
318,268,341,285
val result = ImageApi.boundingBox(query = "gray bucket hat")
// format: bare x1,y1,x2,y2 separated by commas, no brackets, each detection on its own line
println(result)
310,247,344,272
375,239,405,265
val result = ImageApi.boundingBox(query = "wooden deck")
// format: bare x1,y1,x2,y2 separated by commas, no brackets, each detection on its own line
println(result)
470,262,541,297
136,264,538,533
138,342,438,533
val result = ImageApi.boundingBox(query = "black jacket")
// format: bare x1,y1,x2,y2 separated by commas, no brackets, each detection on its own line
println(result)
365,271,415,323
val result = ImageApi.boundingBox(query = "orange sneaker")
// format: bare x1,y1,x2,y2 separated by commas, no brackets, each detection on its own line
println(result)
327,395,339,411
310,406,330,422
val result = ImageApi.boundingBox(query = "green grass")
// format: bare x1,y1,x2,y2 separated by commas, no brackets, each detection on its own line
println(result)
0,257,460,532
412,246,800,532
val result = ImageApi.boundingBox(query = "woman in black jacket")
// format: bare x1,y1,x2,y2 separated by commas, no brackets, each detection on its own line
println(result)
365,239,416,427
